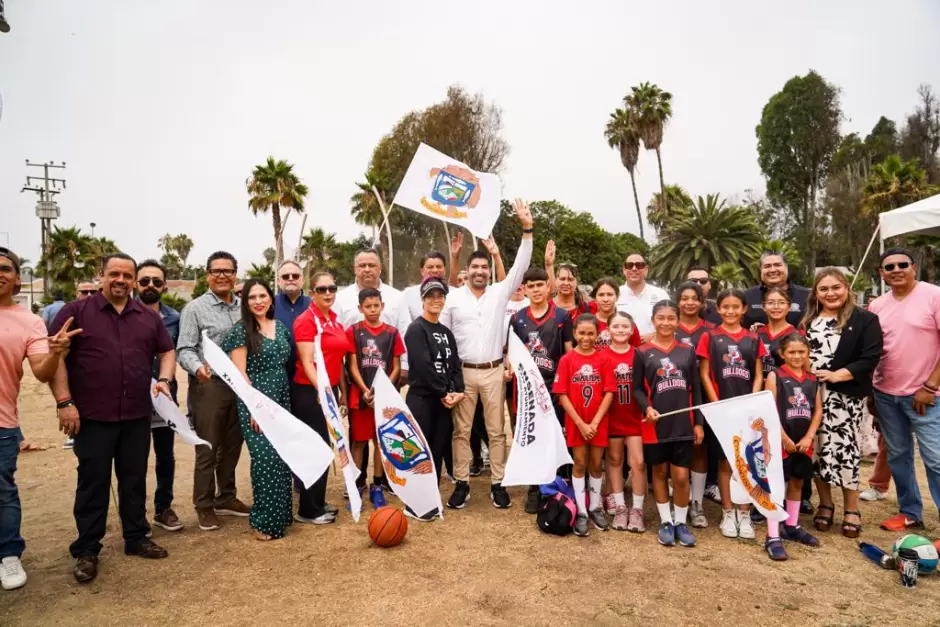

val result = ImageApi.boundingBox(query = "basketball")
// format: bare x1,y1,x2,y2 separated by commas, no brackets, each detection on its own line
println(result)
891,534,939,574
368,506,408,548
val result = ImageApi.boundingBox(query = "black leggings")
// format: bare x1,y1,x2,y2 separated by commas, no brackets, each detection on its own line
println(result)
405,390,453,483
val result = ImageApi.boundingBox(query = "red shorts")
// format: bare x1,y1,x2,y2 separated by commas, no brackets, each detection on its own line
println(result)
350,406,376,442
608,407,642,438
565,414,609,448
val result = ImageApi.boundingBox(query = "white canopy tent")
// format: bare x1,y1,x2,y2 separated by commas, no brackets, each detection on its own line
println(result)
854,193,940,286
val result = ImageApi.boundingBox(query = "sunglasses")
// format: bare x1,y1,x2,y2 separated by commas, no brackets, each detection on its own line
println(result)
882,262,911,272
314,285,338,294
138,278,165,288
624,262,647,270
208,269,236,278
79,289,97,295
689,278,710,285
280,273,301,281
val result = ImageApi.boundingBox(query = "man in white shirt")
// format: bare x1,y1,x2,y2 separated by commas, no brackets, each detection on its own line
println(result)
402,251,448,322
616,252,669,340
440,199,534,510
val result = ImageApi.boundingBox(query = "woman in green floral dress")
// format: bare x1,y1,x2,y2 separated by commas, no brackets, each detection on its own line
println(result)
222,279,293,540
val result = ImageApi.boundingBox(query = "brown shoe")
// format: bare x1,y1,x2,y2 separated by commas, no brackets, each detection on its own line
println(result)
74,555,99,583
214,498,251,517
125,540,168,559
153,508,183,532
197,507,222,531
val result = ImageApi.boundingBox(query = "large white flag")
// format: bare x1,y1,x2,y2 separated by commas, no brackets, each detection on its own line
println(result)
371,370,444,518
503,333,573,486
201,332,334,489
150,379,211,449
699,391,787,522
394,143,502,239
312,318,362,522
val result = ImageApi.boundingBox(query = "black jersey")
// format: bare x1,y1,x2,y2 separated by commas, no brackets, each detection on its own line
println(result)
756,324,801,377
347,322,405,408
510,303,572,387
632,341,703,444
774,366,818,449
696,327,766,400
676,319,713,350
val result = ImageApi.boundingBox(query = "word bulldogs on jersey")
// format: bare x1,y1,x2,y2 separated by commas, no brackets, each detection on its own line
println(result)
721,345,752,381
527,332,555,373
655,358,687,393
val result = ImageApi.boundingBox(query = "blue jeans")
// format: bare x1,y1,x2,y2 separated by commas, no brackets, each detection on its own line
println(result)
0,427,25,559
873,390,940,521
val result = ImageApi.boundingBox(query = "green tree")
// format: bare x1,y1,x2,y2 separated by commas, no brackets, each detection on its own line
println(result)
824,160,876,272
626,82,673,209
247,263,274,286
263,247,276,266
647,184,692,235
865,116,899,164
157,233,196,279
247,157,309,269
299,227,342,276
38,226,97,297
710,262,747,291
350,169,393,242
88,236,120,274
191,273,208,299
160,293,188,313
862,155,931,213
756,70,842,275
329,234,373,286
604,107,645,240
899,84,940,184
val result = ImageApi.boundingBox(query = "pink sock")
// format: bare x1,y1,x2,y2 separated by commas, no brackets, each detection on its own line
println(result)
767,518,780,539
785,499,800,526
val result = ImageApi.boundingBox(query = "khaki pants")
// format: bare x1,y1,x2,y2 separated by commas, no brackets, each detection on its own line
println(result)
189,376,243,510
453,365,507,483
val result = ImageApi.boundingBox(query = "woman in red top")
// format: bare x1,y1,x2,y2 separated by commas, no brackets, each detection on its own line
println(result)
292,271,351,525
591,279,618,349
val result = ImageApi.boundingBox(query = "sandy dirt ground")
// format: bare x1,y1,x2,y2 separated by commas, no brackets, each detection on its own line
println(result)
5,368,940,627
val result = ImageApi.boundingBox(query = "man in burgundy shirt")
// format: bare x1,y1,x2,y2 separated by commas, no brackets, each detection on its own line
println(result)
50,254,177,584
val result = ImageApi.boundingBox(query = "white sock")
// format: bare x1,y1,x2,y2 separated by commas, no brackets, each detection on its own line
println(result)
613,492,625,508
573,475,587,515
691,471,706,504
656,501,673,525
632,493,645,511
674,505,689,525
588,475,603,511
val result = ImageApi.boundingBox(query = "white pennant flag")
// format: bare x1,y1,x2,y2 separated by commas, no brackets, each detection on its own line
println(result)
699,391,787,521
371,370,444,518
503,333,573,486
201,332,334,489
394,143,502,239
312,317,362,522
151,379,212,449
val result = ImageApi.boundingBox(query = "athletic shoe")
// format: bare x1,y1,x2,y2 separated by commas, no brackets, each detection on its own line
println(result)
324,503,339,516
573,514,590,537
153,508,183,532
469,459,483,477
675,523,696,547
880,513,925,532
369,484,387,509
720,510,738,538
589,508,609,531
0,557,27,590
750,508,766,524
524,487,540,515
737,510,756,539
404,506,438,522
690,501,708,528
859,488,888,502
704,484,721,504
491,484,512,509
62,437,74,450
800,499,815,514
781,524,819,547
196,508,222,531
765,537,788,561
214,498,251,517
447,481,471,509
611,506,629,531
604,494,617,516
294,512,336,525
657,522,676,546
626,507,646,533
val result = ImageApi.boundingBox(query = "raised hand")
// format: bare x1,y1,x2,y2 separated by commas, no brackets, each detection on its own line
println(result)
544,240,556,267
513,198,533,229
451,231,464,257
482,237,500,257
48,317,83,355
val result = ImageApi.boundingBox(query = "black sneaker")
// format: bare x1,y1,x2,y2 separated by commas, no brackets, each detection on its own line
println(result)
800,499,815,515
491,483,512,509
469,459,483,477
447,481,471,509
525,486,541,514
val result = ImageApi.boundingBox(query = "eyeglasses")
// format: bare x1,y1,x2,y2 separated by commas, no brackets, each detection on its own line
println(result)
138,278,165,288
882,262,911,272
689,278,710,285
79,289,97,295
208,269,236,278
314,285,338,294
280,273,301,281
624,262,647,270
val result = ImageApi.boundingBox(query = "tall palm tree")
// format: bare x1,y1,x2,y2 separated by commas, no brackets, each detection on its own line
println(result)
604,107,645,240
173,234,194,267
299,227,341,275
647,184,693,234
38,226,97,291
350,170,392,241
862,155,931,213
247,157,309,268
626,82,673,210
651,194,762,287
88,236,120,272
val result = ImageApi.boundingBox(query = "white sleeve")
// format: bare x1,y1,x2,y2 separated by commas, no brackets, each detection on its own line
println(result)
439,293,454,332
395,291,412,371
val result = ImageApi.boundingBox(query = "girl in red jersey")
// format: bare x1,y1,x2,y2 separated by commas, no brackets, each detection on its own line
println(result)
553,314,615,537
758,287,801,378
764,333,823,560
602,311,647,532
633,301,704,548
697,289,767,541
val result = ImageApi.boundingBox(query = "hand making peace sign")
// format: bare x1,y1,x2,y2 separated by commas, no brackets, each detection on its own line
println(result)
48,317,83,355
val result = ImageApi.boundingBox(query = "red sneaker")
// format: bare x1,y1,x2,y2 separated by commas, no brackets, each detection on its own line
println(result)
879,513,925,532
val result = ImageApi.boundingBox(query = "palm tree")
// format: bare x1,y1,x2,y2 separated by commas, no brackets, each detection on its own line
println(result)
88,236,120,273
651,194,762,287
247,157,309,268
710,262,747,291
173,234,194,267
647,184,693,234
862,155,931,214
247,263,274,286
299,227,341,275
38,226,97,292
262,247,276,266
626,82,673,208
350,170,392,241
604,107,645,240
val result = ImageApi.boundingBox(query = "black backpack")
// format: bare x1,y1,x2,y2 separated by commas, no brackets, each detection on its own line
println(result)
536,492,576,536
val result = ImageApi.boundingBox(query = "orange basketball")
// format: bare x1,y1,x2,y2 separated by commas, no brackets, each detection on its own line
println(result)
368,506,408,548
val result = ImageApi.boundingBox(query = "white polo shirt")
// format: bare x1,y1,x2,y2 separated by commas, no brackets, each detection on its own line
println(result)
333,281,412,369
616,282,670,336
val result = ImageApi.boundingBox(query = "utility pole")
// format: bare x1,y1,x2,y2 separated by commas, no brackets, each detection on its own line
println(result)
22,160,66,299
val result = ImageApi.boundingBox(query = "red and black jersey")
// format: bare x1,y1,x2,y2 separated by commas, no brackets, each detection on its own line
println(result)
594,312,642,350
696,327,766,400
757,324,803,377
511,303,572,387
632,341,703,443
552,350,615,422
676,319,714,350
602,346,642,425
774,366,818,455
346,322,405,409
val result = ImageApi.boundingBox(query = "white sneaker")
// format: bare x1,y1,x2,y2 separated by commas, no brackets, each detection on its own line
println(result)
720,509,738,538
859,488,888,502
704,484,721,504
0,557,27,590
690,501,708,528
737,509,755,539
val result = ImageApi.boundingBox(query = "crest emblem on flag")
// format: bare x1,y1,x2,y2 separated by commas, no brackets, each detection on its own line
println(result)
379,408,433,486
423,165,481,218
324,388,351,467
732,418,775,509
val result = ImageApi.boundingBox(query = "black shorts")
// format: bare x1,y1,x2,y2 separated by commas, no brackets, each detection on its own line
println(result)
783,453,813,481
644,440,693,469
705,421,727,462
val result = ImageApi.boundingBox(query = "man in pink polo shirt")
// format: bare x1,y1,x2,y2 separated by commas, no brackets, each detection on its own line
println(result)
868,247,940,532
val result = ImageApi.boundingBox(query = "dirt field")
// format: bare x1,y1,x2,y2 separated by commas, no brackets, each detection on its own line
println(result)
5,369,940,627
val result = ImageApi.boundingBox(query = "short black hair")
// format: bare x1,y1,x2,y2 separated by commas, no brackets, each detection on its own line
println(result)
358,288,382,304
137,258,166,277
420,251,447,268
354,248,381,264
879,247,915,265
206,251,237,272
101,253,137,274
523,267,548,283
467,251,489,267
686,265,709,275
675,281,704,303
53,289,65,300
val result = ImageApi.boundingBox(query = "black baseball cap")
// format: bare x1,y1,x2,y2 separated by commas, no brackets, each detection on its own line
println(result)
0,247,22,296
879,247,915,265
420,277,448,299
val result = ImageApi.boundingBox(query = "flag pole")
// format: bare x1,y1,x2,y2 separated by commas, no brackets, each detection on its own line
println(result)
853,223,881,289
648,391,772,421
372,185,395,286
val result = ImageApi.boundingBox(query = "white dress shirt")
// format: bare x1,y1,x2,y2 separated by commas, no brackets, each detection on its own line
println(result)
616,282,670,336
440,238,533,363
402,283,423,322
333,281,412,369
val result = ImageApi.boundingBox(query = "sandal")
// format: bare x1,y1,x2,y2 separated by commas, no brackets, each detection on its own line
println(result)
813,504,834,532
842,510,862,539
254,530,274,542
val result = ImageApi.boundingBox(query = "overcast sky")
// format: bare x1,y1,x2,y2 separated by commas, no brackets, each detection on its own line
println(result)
1,0,938,275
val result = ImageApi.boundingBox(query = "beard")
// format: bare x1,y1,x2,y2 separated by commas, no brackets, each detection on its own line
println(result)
139,289,162,305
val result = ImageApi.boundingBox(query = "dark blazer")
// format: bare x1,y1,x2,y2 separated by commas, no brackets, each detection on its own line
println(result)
808,307,883,399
